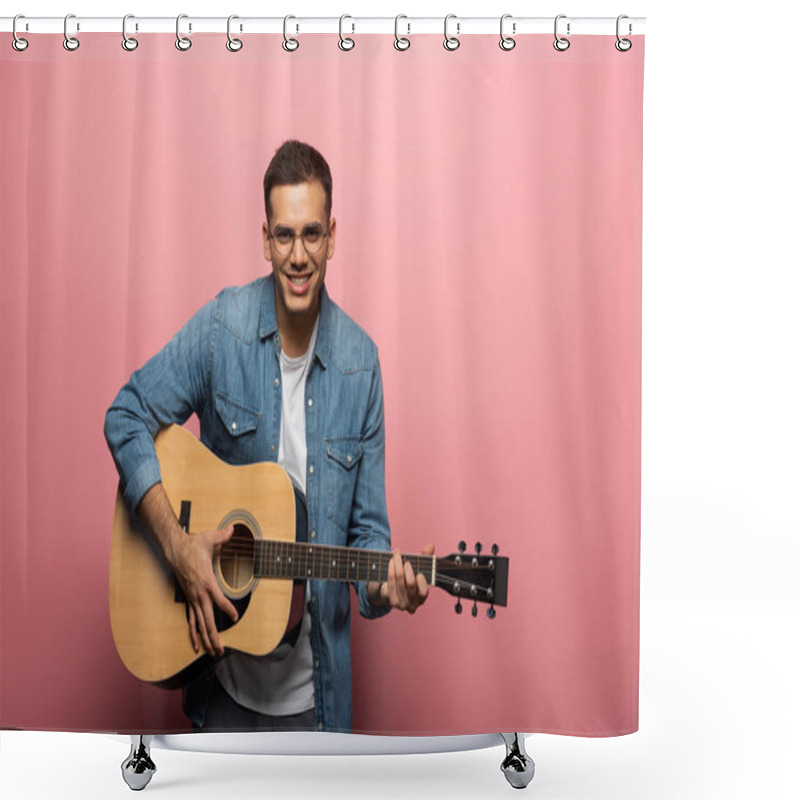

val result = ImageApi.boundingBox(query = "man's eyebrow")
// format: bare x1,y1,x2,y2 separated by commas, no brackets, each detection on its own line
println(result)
273,222,324,231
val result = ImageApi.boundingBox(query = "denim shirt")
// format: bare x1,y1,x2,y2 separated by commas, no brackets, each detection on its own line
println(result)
104,275,391,732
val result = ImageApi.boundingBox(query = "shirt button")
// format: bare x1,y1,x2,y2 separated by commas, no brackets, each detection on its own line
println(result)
275,378,280,387
309,465,315,474
231,422,237,431
270,445,276,453
311,595,316,604
310,530,316,539
315,660,320,669
346,454,352,463
317,722,323,731
307,398,313,407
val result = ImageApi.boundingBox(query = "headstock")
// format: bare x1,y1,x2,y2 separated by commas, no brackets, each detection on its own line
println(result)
436,541,509,619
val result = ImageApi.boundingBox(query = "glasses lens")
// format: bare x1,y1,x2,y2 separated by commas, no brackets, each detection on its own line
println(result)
272,227,295,254
302,225,325,253
271,225,326,255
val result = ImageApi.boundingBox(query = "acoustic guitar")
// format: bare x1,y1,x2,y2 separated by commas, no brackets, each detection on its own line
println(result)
109,424,509,685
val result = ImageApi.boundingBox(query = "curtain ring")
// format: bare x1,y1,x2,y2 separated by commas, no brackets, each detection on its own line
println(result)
63,13,80,51
122,14,139,51
227,15,243,51
283,15,299,51
615,15,632,52
394,15,410,51
339,15,355,51
443,14,460,51
176,14,192,51
12,15,29,52
553,14,570,51
499,14,516,51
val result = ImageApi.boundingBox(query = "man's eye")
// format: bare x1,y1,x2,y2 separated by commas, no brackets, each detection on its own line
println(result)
303,227,323,243
274,229,294,244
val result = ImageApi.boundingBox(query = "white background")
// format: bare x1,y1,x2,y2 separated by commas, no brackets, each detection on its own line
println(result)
2,1,798,798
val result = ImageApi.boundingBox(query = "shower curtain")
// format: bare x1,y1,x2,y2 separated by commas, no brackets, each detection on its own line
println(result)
0,27,643,737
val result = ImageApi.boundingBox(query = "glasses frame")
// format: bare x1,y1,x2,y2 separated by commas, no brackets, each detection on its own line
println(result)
268,223,329,256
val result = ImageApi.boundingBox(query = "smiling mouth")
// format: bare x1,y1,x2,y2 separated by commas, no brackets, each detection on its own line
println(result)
286,273,312,293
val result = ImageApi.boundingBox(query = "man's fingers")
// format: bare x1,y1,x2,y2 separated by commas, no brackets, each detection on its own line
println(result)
201,597,223,656
383,554,398,607
385,552,396,605
194,600,212,655
211,583,238,623
187,588,230,654
215,525,235,544
416,572,429,604
187,605,199,653
393,552,408,609
377,547,437,612
403,558,418,608
413,544,434,608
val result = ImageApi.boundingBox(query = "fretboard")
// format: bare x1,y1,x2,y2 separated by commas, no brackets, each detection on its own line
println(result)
253,540,435,585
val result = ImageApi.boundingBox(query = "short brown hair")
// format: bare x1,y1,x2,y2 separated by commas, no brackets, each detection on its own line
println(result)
263,140,332,223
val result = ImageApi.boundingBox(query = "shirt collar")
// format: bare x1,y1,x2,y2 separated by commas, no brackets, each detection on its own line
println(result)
259,273,330,370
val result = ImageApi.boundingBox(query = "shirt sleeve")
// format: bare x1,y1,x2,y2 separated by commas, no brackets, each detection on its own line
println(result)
103,296,217,512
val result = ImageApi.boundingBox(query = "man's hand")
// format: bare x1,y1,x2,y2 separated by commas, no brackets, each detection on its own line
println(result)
368,543,435,613
138,483,238,657
169,526,238,656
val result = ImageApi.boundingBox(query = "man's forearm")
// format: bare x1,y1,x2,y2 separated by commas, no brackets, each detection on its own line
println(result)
137,482,186,568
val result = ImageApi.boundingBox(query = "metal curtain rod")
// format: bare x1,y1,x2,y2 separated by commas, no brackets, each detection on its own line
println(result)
2,16,646,36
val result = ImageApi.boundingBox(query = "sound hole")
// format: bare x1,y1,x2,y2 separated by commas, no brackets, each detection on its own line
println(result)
218,522,255,593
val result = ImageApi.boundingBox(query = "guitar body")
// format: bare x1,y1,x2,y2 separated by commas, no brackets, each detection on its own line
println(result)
109,424,298,685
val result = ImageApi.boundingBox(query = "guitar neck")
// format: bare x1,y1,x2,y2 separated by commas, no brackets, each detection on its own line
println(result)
250,540,435,586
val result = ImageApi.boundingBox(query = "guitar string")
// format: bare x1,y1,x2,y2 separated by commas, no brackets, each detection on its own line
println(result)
220,545,492,571
218,551,495,572
218,547,495,571
218,541,496,564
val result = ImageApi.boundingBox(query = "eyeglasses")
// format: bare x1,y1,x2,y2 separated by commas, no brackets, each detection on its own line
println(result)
269,223,328,256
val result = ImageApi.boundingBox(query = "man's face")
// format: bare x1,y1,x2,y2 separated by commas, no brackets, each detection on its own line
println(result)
263,180,336,326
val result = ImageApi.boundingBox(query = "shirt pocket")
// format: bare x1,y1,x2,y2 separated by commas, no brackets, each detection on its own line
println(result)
324,436,364,535
212,390,261,463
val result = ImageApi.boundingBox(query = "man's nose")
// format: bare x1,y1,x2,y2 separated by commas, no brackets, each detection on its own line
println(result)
290,235,308,265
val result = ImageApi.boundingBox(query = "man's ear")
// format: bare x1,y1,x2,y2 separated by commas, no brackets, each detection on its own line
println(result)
262,221,272,263
326,216,337,259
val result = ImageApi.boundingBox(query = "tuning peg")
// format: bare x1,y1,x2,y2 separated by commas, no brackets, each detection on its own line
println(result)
471,602,478,618
492,543,499,556
487,605,496,620
455,600,463,615
458,541,467,553
475,542,482,554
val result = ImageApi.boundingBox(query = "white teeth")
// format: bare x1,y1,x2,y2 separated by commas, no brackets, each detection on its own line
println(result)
289,276,308,285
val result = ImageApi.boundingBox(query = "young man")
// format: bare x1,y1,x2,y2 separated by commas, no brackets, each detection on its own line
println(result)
105,140,432,733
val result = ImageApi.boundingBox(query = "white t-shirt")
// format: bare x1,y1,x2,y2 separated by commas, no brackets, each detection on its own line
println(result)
216,323,317,716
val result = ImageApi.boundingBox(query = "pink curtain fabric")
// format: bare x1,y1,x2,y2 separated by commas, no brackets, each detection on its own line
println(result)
0,33,643,735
